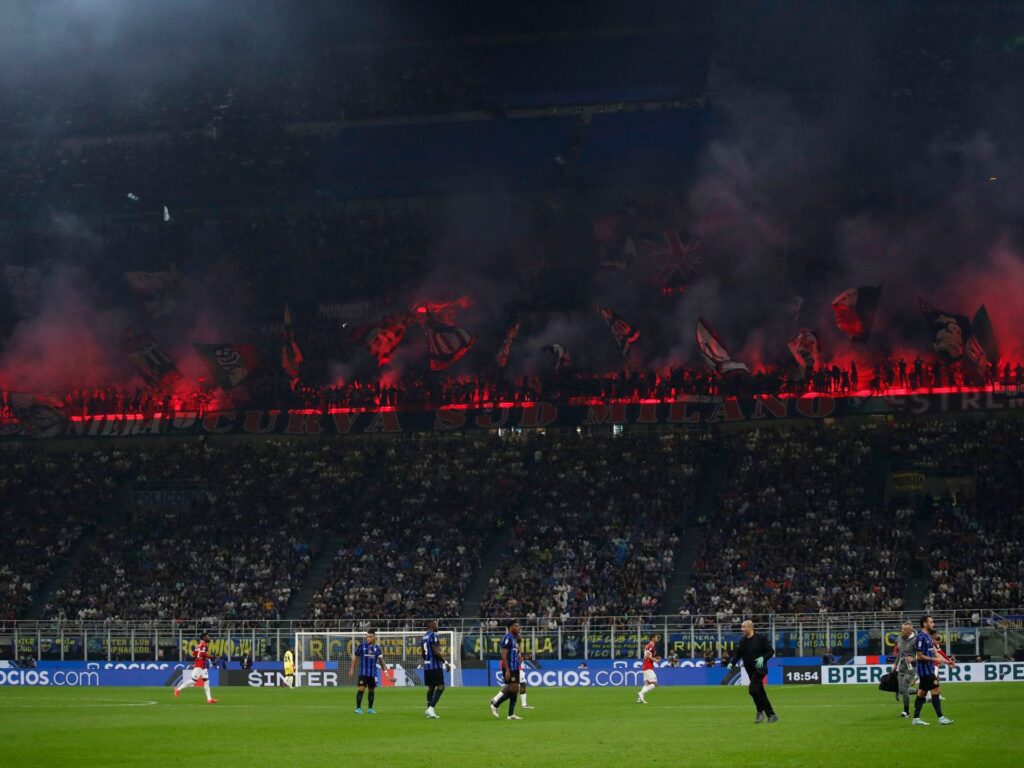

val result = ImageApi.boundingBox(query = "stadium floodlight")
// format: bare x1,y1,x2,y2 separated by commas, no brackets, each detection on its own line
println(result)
294,630,462,688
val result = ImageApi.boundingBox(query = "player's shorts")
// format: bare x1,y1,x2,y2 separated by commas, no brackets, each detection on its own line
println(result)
424,668,445,687
358,674,377,689
643,669,658,684
917,674,938,692
190,667,209,682
284,665,295,676
504,669,521,685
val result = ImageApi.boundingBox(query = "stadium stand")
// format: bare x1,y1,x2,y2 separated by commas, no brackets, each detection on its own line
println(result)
306,439,528,620
41,442,370,621
916,419,1024,611
477,432,711,619
1,411,1022,625
684,424,910,617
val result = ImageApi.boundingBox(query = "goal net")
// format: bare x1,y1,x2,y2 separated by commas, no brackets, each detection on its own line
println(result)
294,630,462,688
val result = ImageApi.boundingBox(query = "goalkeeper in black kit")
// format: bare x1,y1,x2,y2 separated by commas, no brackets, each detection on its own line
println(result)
725,620,778,723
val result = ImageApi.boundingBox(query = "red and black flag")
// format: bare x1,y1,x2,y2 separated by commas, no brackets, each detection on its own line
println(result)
281,304,304,384
193,343,259,389
596,305,641,357
695,318,749,376
120,327,182,391
832,285,882,341
425,322,475,371
787,328,821,373
351,312,413,366
495,319,520,369
543,344,573,372
919,300,971,361
966,304,999,377
10,393,67,438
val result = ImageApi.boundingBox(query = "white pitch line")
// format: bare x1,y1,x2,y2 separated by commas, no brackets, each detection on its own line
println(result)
0,699,159,708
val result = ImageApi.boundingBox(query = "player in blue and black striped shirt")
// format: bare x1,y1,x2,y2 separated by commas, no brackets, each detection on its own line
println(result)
421,620,451,720
349,630,384,715
912,615,954,726
489,620,524,720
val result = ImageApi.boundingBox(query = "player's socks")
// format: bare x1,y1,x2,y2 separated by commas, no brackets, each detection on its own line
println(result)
520,693,528,707
204,681,213,701
508,696,516,716
492,692,510,706
914,697,925,718
368,691,375,709
356,690,364,708
430,688,444,707
930,696,943,717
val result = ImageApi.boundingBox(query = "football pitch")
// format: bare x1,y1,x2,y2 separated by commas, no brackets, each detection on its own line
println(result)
2,685,1022,768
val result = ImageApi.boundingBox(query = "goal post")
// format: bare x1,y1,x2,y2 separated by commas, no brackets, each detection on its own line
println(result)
294,630,462,688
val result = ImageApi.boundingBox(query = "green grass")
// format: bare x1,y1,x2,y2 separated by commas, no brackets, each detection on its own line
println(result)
2,684,1022,768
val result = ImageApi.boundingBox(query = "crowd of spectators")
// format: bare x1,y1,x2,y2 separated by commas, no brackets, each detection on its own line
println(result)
3,418,1022,623
684,424,911,617
0,451,101,619
42,441,371,621
478,433,712,619
915,420,1024,611
306,438,527,620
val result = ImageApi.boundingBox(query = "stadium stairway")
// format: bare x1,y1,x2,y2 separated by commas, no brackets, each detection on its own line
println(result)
663,441,728,612
26,527,100,620
282,532,347,620
903,511,935,611
457,532,505,618
872,429,932,611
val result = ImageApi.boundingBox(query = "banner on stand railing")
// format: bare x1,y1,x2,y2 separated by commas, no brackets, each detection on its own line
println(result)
821,662,1024,685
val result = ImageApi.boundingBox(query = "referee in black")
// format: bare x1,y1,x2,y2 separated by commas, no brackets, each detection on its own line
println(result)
725,619,778,723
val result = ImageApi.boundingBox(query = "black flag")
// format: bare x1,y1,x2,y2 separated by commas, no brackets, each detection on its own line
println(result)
193,343,259,389
11,393,66,438
966,305,999,377
919,300,971,361
597,305,641,357
121,328,182,391
695,318,749,376
425,322,475,371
